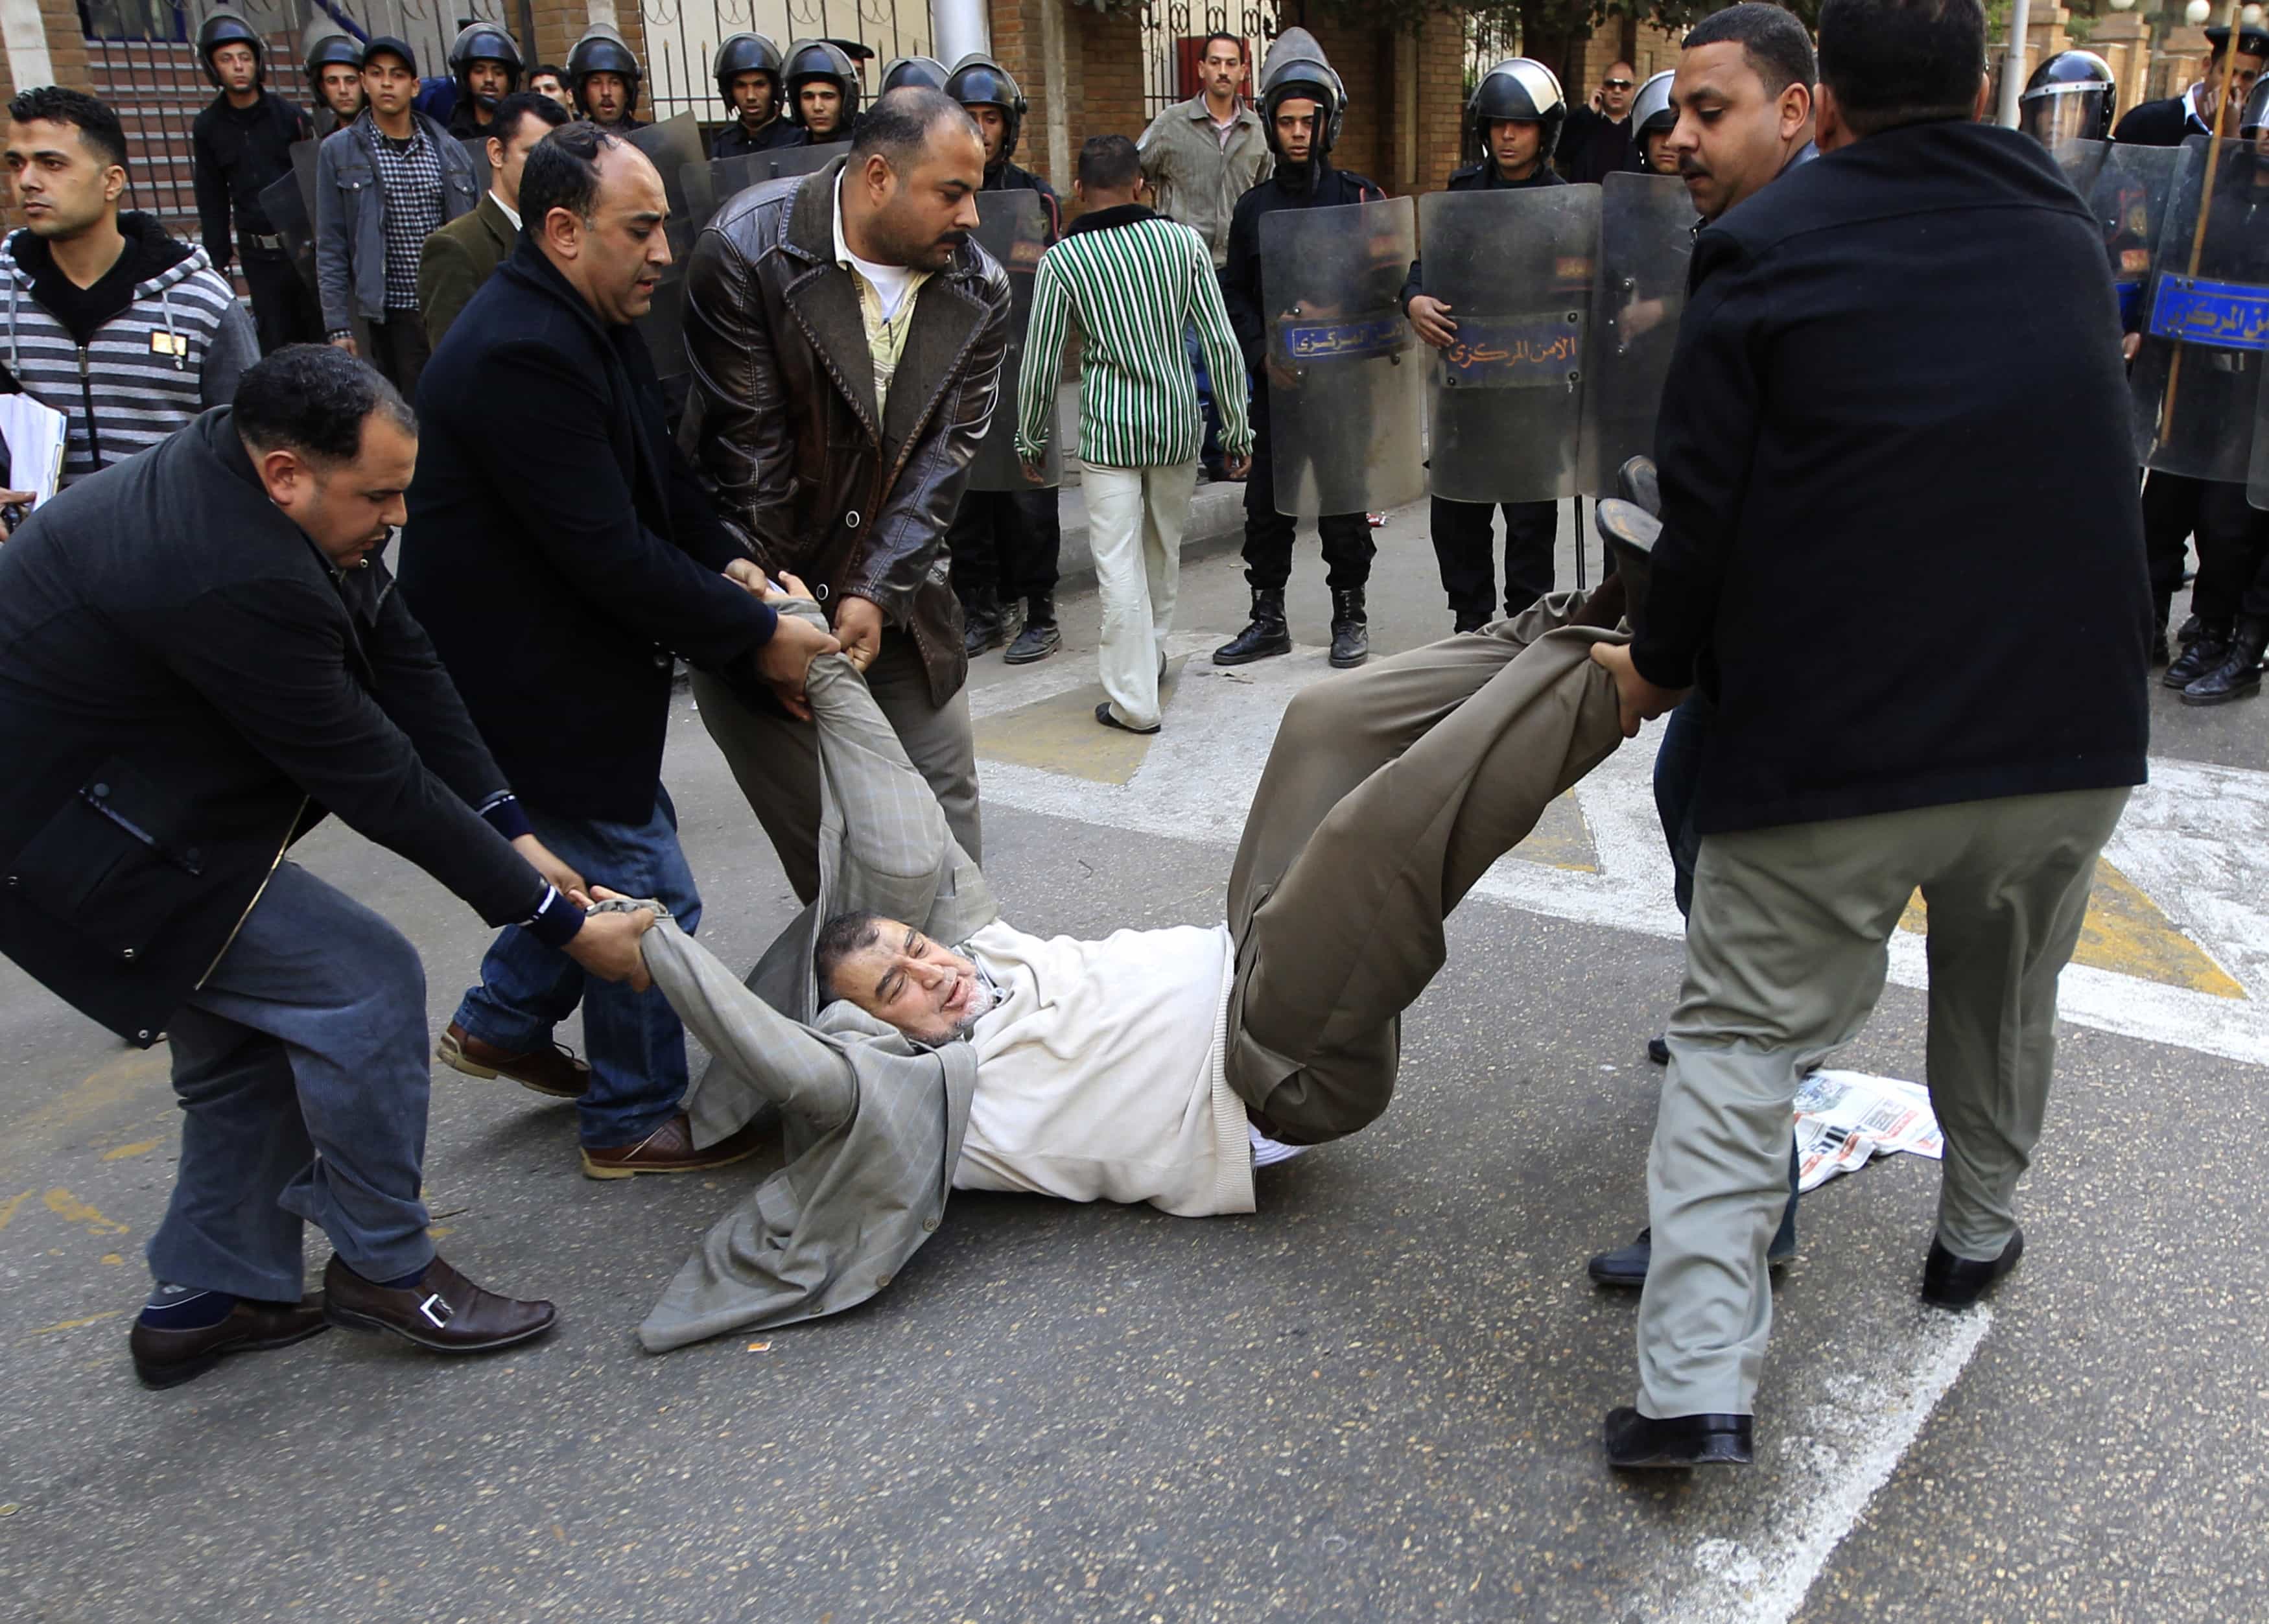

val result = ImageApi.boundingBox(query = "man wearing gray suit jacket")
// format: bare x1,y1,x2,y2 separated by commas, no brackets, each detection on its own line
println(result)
628,566,1639,1352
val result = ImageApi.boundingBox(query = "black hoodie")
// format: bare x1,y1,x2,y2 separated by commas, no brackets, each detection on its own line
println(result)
14,211,196,344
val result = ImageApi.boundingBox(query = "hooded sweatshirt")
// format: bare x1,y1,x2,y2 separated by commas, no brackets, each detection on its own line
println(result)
1,211,257,486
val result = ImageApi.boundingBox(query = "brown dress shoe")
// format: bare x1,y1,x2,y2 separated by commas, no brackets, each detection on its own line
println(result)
322,1254,556,1353
581,1113,768,1180
128,1295,329,1389
438,1020,589,1099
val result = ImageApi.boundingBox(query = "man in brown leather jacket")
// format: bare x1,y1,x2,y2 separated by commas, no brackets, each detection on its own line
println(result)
683,86,1008,902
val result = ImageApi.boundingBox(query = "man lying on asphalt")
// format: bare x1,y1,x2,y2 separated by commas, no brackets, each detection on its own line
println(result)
621,568,1640,1352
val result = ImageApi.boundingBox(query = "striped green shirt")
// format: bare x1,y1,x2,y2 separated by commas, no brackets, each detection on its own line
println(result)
1015,207,1252,470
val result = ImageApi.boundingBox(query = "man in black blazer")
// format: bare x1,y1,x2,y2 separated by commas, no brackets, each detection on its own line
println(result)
0,347,659,1386
1590,0,2150,1469
2111,23,2267,147
399,123,837,1180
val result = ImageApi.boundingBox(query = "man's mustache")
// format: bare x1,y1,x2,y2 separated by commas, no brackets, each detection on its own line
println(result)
1678,156,1710,180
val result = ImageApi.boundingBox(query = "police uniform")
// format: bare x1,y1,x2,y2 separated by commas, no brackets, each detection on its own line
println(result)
191,88,319,354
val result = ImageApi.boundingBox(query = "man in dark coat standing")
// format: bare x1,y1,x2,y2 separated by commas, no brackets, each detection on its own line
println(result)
0,346,656,1387
190,10,318,353
1590,0,2150,1469
2112,22,2266,146
682,88,1009,906
400,124,838,1179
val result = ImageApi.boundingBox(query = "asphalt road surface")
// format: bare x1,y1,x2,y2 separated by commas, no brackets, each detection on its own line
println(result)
2,504,2263,1623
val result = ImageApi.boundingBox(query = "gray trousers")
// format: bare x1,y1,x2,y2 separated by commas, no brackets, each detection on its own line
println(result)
149,862,438,1300
1636,786,2131,1417
692,628,982,907
1225,591,1628,1142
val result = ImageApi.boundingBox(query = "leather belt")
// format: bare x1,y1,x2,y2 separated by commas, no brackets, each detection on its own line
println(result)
244,231,287,253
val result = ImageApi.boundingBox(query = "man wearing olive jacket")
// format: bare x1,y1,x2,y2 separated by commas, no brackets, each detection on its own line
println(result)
683,88,1009,904
0,347,655,1390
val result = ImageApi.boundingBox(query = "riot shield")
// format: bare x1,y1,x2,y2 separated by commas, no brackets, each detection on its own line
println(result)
627,115,705,382
1579,171,1695,493
1417,185,1597,506
2053,139,2180,331
2131,136,2269,484
1260,194,1425,519
460,134,491,200
769,139,849,181
965,189,1059,492
685,142,849,231
255,138,322,297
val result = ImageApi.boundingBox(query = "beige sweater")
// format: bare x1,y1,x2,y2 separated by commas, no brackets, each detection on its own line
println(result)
953,919,1254,1218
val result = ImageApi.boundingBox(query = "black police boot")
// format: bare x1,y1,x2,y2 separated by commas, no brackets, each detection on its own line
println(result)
2163,618,2232,688
961,587,1004,659
2181,615,2268,706
1004,594,1061,665
1328,587,1370,668
2177,611,2204,645
1214,588,1292,666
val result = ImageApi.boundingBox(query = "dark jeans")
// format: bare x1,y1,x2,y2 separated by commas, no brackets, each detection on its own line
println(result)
1429,495,1558,627
366,308,432,398
241,248,323,354
149,862,438,1300
2141,469,2206,617
1242,384,1374,594
2189,478,2269,622
1651,690,1803,1252
946,486,1062,607
454,786,701,1147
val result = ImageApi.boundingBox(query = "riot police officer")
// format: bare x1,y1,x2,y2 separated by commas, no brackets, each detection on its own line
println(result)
879,55,950,94
782,38,860,143
1215,29,1387,668
711,32,802,158
191,10,318,353
2019,48,2115,147
445,21,523,139
567,25,644,132
1401,59,1571,634
1632,69,1679,175
305,33,364,137
944,53,1066,662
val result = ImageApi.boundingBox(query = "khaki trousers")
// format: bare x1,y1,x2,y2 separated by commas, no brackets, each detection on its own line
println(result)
692,629,982,907
1086,460,1199,731
1636,786,2131,1418
1223,591,1628,1143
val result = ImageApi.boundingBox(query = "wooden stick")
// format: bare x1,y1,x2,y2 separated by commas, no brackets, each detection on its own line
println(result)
2157,0,2245,448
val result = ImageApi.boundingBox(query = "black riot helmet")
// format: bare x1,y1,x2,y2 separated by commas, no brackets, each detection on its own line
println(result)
303,32,362,87
1630,69,1677,143
783,38,862,130
448,22,523,106
2242,76,2269,137
713,32,784,112
195,10,264,87
1256,27,1346,158
2019,49,2116,147
943,53,1028,163
882,55,950,93
567,24,642,119
1468,58,1568,163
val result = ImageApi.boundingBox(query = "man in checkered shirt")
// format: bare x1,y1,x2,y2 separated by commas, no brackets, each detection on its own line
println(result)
314,35,477,395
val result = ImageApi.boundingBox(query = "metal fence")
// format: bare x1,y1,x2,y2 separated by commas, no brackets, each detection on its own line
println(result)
1137,0,1281,123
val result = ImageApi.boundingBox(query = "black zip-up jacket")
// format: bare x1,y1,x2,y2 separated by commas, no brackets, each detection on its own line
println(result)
1636,119,2151,835
1398,158,1566,311
0,407,551,1042
712,115,807,158
1221,160,1385,375
191,89,312,265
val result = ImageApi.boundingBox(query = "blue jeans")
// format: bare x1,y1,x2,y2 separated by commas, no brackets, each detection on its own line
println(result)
1651,691,1802,1251
1184,321,1225,473
454,787,701,1147
150,862,437,1299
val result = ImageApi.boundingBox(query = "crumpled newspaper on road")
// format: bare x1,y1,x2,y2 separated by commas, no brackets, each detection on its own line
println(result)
1793,1069,1944,1193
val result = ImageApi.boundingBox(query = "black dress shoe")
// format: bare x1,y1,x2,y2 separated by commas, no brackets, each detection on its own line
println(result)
1604,1407,1754,1468
1920,1228,2023,1309
1587,1225,1796,1288
1646,1035,1669,1066
1095,701,1160,735
323,1254,556,1353
128,1295,329,1389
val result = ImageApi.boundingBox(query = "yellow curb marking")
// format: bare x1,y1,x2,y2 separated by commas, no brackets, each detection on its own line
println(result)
26,1310,122,1336
100,1139,160,1162
43,1190,129,1237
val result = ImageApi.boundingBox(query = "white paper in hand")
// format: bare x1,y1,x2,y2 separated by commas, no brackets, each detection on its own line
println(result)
0,392,69,507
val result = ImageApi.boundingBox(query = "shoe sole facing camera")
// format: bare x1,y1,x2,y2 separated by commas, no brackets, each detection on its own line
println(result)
578,1137,767,1180
435,1030,582,1099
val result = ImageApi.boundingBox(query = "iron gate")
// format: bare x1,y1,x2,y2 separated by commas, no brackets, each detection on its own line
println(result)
1138,0,1282,124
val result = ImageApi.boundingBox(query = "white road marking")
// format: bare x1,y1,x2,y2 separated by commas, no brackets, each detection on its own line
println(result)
974,642,2269,1065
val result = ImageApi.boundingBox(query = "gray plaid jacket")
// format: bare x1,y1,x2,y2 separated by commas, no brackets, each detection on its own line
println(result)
636,600,996,1352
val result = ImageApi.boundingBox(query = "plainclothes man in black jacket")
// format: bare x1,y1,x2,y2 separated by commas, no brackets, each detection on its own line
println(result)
401,124,838,1179
1590,0,2150,1470
1214,29,1385,670
0,347,656,1388
1402,58,1573,633
2111,22,2267,147
189,9,318,353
